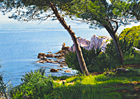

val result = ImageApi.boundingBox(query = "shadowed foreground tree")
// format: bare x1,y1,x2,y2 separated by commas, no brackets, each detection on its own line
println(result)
60,0,140,64
0,0,90,75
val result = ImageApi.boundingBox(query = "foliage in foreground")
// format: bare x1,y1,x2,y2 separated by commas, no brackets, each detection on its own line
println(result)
7,68,140,99
9,69,53,99
0,73,8,99
119,25,140,49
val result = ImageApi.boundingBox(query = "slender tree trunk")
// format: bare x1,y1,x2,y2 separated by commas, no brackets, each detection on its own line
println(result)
112,34,124,64
104,25,124,64
49,1,89,75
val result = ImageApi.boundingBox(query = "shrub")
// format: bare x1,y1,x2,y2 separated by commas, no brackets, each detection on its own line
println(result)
93,52,120,72
123,48,140,65
105,33,140,65
65,47,102,73
65,51,80,72
0,74,8,99
119,25,140,49
9,68,53,99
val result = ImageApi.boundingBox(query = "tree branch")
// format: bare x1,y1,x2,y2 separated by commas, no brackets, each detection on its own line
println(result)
110,19,118,34
105,18,113,31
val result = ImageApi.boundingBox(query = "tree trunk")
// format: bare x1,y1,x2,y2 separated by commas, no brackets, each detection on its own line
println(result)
49,1,89,75
112,34,124,64
104,25,124,64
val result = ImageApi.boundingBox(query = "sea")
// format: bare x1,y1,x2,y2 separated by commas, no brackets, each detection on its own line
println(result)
0,16,138,86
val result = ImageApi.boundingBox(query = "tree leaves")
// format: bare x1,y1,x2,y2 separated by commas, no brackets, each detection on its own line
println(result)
112,8,121,16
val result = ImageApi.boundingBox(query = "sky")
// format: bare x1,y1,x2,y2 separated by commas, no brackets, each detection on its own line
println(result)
1,11,140,34
1,0,140,32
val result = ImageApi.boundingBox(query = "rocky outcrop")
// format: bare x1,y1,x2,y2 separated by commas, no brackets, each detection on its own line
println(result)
64,70,71,73
69,35,111,52
46,54,55,58
50,68,59,72
37,53,47,58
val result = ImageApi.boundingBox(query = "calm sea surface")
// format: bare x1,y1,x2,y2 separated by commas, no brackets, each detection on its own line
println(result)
0,20,132,86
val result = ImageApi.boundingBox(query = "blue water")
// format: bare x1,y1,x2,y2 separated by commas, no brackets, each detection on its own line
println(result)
0,19,136,86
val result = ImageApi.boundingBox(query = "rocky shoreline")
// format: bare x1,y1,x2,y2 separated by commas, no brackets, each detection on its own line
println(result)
36,35,111,74
36,45,71,73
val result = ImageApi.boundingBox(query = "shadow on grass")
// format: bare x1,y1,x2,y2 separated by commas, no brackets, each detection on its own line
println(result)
46,79,140,99
49,72,140,99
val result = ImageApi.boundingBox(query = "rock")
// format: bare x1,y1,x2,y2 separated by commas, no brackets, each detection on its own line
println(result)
60,65,64,68
46,54,55,58
50,68,59,72
55,56,59,58
61,43,69,50
58,56,65,59
51,61,57,64
55,55,65,59
46,59,50,62
63,63,67,66
68,35,111,52
57,69,62,70
37,53,47,58
37,60,46,63
42,53,47,56
59,61,65,64
55,60,59,63
59,61,67,66
38,55,43,58
62,46,69,51
59,53,65,57
62,60,65,62
114,68,129,73
64,50,69,56
48,59,54,63
64,70,71,73
41,58,48,61
60,63,67,66
55,50,65,54
88,35,109,52
48,51,52,53
55,50,62,54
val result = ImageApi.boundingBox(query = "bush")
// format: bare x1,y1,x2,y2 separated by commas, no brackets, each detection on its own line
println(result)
105,33,140,65
9,68,54,99
123,48,140,65
0,65,9,99
65,47,102,73
0,74,8,99
119,25,140,49
94,52,120,72
65,51,80,72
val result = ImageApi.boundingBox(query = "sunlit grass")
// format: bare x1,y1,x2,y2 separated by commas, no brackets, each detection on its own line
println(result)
8,68,140,99
48,70,140,99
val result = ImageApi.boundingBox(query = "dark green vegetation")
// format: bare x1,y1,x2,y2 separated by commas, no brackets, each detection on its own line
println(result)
0,73,8,99
66,25,140,73
119,25,140,49
8,69,53,99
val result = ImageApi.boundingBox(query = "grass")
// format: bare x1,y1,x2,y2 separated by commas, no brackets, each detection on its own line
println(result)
45,69,140,99
4,67,140,99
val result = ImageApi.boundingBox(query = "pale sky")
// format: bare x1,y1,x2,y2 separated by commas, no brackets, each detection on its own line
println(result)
0,11,140,34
